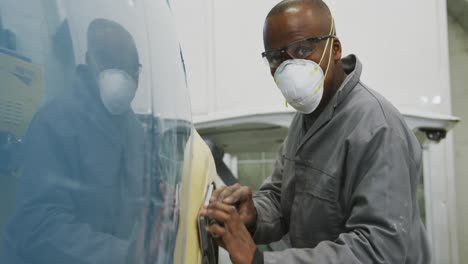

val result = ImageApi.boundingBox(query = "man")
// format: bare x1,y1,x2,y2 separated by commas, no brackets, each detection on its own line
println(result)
2,19,151,263
200,0,431,263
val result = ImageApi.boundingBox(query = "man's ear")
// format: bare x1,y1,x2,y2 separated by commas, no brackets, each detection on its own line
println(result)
332,38,342,62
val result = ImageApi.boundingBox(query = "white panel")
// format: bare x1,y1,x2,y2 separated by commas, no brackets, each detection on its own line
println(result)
142,0,191,120
326,0,450,114
190,0,454,119
172,0,212,116
424,138,459,264
212,0,286,117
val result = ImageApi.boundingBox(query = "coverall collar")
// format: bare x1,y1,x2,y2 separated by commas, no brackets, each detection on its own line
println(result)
295,54,362,155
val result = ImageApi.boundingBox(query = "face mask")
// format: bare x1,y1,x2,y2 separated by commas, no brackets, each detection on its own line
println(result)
98,69,137,115
274,22,335,114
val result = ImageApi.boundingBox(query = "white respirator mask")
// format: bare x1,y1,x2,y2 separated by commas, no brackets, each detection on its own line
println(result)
273,22,335,114
98,69,137,115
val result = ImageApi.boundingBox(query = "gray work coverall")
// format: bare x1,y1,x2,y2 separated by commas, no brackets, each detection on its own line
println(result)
253,55,431,263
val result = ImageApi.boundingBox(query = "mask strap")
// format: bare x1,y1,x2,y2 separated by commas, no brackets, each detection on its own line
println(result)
317,18,335,68
323,23,335,81
312,18,335,94
311,17,335,77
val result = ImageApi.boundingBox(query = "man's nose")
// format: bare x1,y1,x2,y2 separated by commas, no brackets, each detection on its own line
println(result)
270,52,293,76
282,50,293,60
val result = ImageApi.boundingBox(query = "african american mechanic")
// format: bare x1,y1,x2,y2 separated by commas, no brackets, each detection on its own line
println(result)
200,0,431,263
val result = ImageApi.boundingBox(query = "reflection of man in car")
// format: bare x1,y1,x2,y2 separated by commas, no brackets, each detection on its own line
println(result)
3,19,147,263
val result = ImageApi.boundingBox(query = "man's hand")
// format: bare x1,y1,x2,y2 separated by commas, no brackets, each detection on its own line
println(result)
211,184,257,229
200,201,257,264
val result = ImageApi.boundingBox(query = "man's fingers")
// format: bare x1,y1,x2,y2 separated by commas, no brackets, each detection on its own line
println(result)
206,202,244,232
216,184,242,203
223,186,250,204
207,200,236,213
206,224,226,237
201,202,244,232
205,222,237,250
201,204,233,223
211,186,227,202
209,184,252,206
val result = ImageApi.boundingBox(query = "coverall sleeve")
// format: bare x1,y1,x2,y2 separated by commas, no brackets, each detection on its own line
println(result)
6,115,130,264
252,143,287,244
262,126,419,264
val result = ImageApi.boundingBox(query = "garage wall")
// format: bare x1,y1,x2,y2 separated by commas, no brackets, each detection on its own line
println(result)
448,15,468,264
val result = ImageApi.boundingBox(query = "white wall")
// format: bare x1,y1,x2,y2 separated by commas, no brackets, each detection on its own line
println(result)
173,1,285,120
448,15,468,264
175,0,454,120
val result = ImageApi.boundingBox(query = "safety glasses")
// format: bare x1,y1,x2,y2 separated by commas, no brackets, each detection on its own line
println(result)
261,34,335,69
